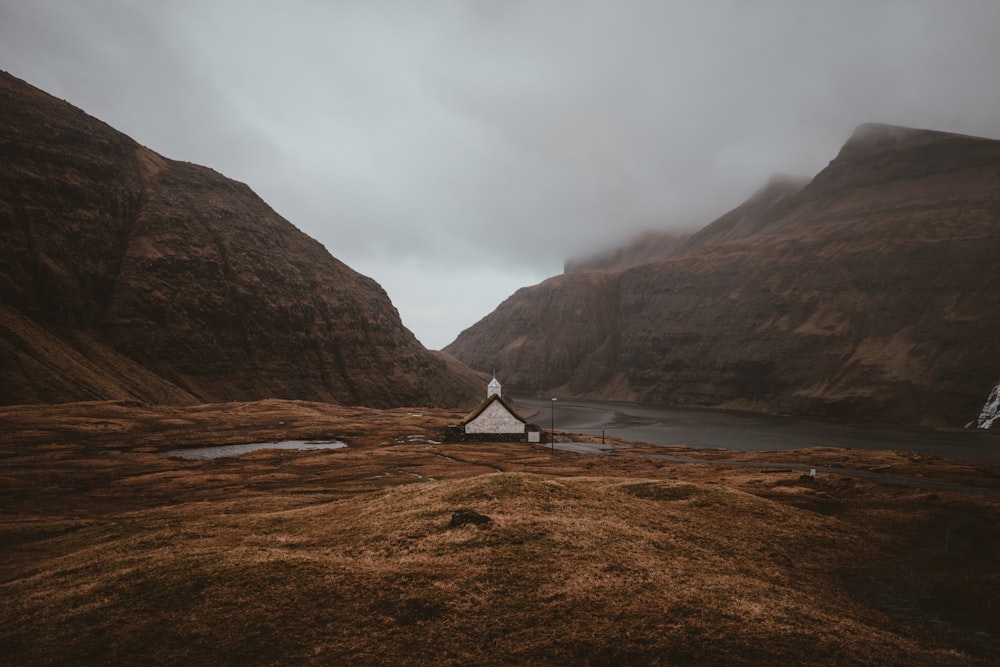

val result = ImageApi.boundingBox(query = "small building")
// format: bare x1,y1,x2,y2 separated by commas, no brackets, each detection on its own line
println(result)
445,376,544,443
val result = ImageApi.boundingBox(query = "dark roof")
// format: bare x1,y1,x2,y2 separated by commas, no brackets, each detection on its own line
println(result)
459,394,526,426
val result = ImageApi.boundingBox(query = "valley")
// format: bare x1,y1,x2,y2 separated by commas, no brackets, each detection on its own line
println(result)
2,61,999,667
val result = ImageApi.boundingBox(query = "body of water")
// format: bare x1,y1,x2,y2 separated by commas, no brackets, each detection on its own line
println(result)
164,440,346,460
513,397,1000,462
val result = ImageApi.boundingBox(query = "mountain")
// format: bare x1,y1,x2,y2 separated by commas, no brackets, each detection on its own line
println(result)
564,230,692,274
445,123,1000,428
0,71,483,408
563,176,809,275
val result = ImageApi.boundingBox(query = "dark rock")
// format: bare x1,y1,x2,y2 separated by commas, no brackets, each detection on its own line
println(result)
449,509,491,528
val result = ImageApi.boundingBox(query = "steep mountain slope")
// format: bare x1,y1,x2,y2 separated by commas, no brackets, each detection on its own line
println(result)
676,174,810,250
563,175,808,275
0,71,482,408
564,230,691,274
446,124,1000,427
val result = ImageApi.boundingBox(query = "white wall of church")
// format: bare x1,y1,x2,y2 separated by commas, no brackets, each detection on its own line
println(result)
465,401,526,434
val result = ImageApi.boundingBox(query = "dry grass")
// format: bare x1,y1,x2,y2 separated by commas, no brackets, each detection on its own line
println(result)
1,400,999,665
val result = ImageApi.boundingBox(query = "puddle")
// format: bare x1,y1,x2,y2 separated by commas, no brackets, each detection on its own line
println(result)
394,434,441,445
164,440,346,460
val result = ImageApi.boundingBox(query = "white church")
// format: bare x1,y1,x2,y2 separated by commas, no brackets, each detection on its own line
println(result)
447,376,544,443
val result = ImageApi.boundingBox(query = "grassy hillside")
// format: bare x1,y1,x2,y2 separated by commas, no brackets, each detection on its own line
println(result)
2,401,998,665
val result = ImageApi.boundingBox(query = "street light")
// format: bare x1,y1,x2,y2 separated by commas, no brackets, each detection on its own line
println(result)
550,397,557,451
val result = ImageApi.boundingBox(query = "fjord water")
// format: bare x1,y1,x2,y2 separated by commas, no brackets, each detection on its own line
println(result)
514,397,1000,462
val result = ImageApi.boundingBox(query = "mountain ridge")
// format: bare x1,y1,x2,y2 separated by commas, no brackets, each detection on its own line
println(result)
0,70,483,408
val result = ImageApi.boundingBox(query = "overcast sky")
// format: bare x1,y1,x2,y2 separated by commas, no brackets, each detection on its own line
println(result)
3,1,1000,349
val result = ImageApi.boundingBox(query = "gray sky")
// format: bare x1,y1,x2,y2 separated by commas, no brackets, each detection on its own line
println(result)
3,1,1000,349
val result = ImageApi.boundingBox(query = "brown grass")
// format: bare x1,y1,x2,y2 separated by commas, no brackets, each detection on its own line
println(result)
1,400,999,665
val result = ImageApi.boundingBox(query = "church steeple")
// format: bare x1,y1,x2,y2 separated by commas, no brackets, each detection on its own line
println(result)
487,374,502,398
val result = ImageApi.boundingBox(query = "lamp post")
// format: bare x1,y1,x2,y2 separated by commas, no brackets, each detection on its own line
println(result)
550,397,557,451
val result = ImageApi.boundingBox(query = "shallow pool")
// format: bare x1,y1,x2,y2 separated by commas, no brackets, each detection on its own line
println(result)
164,440,347,460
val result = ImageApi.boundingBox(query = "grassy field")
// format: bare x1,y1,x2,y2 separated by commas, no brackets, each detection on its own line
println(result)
2,400,999,665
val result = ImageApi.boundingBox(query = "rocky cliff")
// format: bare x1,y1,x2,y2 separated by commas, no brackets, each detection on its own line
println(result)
0,71,483,408
445,124,1000,427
